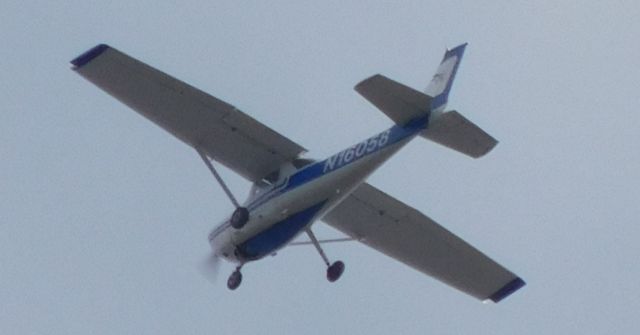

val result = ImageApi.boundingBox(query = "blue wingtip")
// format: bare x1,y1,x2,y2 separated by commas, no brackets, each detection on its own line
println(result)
70,44,110,68
489,277,526,303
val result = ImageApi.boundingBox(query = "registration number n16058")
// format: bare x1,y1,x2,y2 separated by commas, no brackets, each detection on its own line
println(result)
323,129,391,173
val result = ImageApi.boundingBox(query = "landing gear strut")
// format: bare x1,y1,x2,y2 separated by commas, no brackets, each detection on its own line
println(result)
227,266,243,290
196,148,249,229
306,228,345,283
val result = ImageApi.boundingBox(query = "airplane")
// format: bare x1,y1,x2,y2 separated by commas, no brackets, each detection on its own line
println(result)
71,43,525,302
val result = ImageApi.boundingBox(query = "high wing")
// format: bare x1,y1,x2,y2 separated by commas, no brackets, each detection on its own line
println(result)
71,44,305,182
322,183,525,302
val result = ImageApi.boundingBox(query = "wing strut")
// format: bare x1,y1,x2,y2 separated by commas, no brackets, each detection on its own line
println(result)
196,148,240,207
305,228,346,282
305,228,331,267
196,148,249,229
288,237,355,246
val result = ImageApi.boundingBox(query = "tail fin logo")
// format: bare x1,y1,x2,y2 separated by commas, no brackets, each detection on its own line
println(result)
432,73,445,83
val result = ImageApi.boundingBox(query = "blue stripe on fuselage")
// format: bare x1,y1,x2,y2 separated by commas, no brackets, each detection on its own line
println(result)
245,115,429,211
236,200,327,261
209,115,429,240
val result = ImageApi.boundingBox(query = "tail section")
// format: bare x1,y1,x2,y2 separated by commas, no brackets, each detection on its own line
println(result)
425,43,467,111
421,44,499,157
355,43,498,158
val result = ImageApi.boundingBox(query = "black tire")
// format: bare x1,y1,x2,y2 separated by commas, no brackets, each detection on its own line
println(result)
227,270,242,290
326,261,345,282
230,207,249,229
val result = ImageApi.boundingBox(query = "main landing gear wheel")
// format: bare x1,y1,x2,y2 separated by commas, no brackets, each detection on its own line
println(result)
230,207,249,229
227,268,243,290
305,228,346,283
326,261,345,282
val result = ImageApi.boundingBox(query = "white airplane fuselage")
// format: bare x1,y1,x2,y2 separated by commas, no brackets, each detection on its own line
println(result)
71,43,526,300
209,115,430,264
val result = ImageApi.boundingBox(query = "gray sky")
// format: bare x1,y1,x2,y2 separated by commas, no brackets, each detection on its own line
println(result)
2,1,639,334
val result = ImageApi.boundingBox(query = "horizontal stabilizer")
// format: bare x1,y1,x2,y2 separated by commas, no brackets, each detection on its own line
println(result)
422,111,498,158
355,74,432,125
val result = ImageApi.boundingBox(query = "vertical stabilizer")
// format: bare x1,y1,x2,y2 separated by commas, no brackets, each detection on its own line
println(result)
424,43,467,111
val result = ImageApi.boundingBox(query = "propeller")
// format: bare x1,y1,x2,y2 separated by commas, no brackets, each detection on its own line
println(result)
198,251,222,284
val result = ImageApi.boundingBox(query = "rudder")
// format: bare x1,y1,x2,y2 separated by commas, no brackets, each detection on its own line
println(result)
425,43,467,111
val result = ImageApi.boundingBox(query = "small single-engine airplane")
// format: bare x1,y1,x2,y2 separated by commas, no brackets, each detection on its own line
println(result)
71,43,524,302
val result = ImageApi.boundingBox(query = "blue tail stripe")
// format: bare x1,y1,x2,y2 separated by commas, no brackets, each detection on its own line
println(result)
430,43,467,110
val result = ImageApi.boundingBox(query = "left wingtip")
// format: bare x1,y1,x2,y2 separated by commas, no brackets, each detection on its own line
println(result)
70,43,110,68
488,277,526,303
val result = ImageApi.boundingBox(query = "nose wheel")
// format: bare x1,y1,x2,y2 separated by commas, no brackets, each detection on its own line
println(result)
227,267,243,290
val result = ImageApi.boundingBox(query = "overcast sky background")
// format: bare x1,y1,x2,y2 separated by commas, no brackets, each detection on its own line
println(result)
2,1,640,334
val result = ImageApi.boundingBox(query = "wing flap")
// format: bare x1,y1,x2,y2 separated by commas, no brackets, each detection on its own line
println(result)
322,183,524,302
72,44,305,181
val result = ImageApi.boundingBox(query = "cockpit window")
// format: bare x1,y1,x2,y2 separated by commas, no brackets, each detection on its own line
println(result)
262,170,279,184
250,181,269,197
292,158,316,169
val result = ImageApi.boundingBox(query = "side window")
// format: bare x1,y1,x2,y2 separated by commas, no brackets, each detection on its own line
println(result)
250,180,270,197
292,158,316,169
275,176,289,189
263,170,280,184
